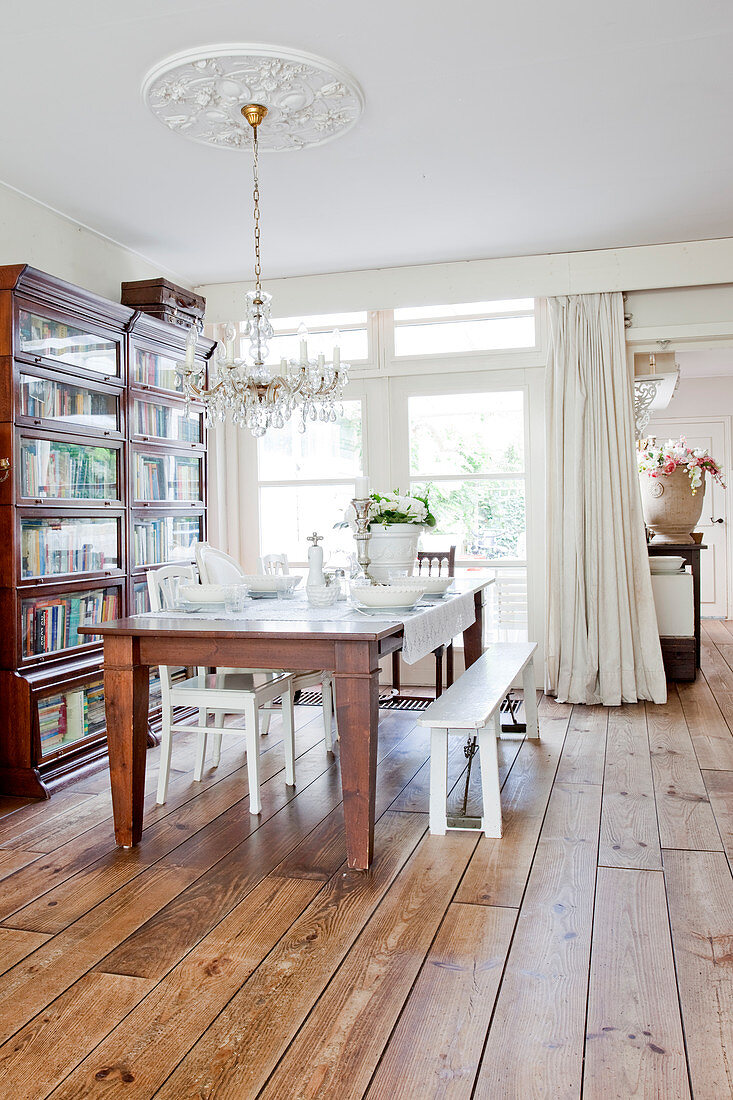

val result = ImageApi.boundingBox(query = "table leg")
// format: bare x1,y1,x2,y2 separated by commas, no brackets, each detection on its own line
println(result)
334,641,380,870
463,589,485,669
522,656,540,740
104,636,149,848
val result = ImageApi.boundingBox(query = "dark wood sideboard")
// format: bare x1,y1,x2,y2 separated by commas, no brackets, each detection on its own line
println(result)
647,542,705,680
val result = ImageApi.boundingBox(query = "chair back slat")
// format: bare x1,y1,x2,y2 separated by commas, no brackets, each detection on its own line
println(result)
146,564,197,704
417,546,456,577
260,553,290,575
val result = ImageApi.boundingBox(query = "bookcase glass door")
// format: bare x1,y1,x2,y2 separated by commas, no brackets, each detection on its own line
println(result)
18,309,118,376
132,514,202,568
133,398,202,444
21,584,122,660
20,374,120,433
133,347,184,393
20,516,121,579
38,677,106,759
134,579,150,613
19,438,119,500
133,452,203,502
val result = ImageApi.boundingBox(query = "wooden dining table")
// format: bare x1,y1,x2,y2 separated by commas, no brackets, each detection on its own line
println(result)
81,577,492,870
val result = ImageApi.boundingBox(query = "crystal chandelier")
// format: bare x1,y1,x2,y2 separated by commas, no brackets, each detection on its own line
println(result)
177,103,349,437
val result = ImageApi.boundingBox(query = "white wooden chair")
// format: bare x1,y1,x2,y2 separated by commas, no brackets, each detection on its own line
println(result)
195,542,338,750
259,553,290,575
147,564,296,813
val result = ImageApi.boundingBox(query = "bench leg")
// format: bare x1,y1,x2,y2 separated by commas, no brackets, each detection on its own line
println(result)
477,715,502,838
522,657,540,740
429,727,448,835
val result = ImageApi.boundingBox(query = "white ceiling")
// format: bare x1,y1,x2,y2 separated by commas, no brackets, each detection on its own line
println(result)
2,1,733,286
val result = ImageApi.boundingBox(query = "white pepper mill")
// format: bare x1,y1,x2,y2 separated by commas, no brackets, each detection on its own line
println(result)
306,531,326,589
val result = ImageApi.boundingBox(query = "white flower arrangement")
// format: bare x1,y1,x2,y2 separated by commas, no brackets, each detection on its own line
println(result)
339,488,437,531
369,490,434,526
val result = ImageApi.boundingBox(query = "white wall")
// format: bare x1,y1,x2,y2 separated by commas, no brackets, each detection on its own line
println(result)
662,375,733,420
0,182,190,300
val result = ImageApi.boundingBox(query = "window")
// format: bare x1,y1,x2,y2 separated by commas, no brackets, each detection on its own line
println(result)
394,299,535,357
257,399,364,564
407,389,528,641
408,390,526,562
239,310,369,366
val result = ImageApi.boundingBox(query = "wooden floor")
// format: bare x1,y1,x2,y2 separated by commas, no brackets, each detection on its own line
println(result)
0,631,732,1099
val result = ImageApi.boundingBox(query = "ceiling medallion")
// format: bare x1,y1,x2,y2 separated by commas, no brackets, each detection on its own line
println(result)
142,43,364,152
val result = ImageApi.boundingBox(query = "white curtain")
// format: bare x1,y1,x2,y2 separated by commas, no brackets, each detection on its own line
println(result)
545,292,666,705
207,418,258,568
205,323,259,569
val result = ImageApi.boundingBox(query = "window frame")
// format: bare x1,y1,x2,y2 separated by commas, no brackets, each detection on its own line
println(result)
388,365,545,654
379,299,541,374
234,309,377,373
255,388,372,569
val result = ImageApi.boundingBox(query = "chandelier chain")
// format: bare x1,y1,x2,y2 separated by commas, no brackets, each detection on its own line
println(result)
176,102,349,437
252,124,262,298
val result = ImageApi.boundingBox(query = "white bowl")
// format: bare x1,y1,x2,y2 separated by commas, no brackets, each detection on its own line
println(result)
306,585,339,608
239,574,302,593
398,576,454,596
650,556,687,574
350,583,426,609
179,583,229,607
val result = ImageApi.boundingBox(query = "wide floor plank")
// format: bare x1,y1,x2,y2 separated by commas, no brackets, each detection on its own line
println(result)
554,704,608,786
583,867,689,1098
646,693,723,851
365,901,516,1100
703,769,733,863
0,927,50,976
663,849,733,1099
599,705,661,870
472,781,603,1099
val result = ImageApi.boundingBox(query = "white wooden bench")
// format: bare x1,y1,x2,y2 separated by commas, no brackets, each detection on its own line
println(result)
418,642,539,838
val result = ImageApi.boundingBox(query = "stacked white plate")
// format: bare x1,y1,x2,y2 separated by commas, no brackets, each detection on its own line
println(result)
398,575,454,598
238,575,302,598
350,583,427,614
649,556,687,574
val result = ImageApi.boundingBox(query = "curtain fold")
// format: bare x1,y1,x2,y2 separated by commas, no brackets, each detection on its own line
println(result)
545,292,666,705
207,417,251,566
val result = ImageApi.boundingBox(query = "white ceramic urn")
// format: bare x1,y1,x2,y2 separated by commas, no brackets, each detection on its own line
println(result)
367,522,422,581
639,466,705,544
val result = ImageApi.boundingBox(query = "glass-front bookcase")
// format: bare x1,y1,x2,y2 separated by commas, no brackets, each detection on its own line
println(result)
20,515,121,579
0,266,211,796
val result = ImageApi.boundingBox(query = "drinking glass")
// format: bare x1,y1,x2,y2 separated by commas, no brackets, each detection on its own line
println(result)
224,584,248,617
168,576,182,611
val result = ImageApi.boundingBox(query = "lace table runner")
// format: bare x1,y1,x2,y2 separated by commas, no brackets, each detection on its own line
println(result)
148,589,476,665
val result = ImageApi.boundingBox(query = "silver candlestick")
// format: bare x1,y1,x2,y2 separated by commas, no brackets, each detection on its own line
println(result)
351,497,375,584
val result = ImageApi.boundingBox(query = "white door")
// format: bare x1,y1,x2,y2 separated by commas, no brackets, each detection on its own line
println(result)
647,416,729,618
